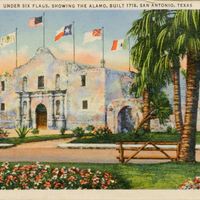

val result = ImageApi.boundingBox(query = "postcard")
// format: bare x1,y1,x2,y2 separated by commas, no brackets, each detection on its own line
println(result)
0,0,200,199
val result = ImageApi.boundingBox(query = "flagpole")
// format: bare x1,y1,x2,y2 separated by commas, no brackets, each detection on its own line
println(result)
101,27,105,68
72,21,75,64
43,12,45,48
16,27,18,68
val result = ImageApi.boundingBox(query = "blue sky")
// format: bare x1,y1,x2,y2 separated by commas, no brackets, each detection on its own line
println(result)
0,10,141,74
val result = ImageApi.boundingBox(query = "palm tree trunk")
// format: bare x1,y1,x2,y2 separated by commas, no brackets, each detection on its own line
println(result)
172,67,183,133
135,110,156,131
143,89,150,131
179,54,200,162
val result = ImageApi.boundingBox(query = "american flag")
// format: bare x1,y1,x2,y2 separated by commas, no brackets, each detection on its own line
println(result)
28,16,43,28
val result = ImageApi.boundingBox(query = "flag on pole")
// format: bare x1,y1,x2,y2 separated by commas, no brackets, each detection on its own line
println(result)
28,16,43,28
54,24,72,41
83,28,102,44
111,39,126,51
0,32,16,48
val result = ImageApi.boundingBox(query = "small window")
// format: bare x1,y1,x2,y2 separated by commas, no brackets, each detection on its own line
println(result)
1,103,5,111
55,74,60,90
1,81,5,91
56,100,60,115
38,76,44,89
81,75,86,86
23,77,27,91
82,100,88,109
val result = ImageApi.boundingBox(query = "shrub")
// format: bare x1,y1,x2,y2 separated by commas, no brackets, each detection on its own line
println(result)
73,127,85,138
0,162,118,189
60,127,66,135
134,128,146,136
94,126,112,138
15,126,30,138
179,177,200,189
85,125,95,132
0,128,9,136
31,128,39,135
166,126,178,134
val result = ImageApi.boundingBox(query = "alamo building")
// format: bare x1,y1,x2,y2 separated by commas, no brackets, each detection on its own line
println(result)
0,47,146,133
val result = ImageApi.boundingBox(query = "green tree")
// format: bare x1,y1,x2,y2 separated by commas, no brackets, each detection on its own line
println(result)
156,11,183,133
128,10,170,132
173,10,200,162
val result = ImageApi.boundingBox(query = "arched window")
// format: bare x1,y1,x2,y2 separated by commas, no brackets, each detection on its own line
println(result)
55,74,60,90
23,101,27,116
22,76,27,91
56,100,60,115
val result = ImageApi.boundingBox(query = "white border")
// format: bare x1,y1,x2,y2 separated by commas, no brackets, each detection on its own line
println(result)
1,190,200,200
0,1,198,10
1,1,200,199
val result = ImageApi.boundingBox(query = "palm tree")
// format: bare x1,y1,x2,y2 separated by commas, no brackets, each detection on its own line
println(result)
136,91,172,131
129,10,200,162
156,13,183,133
128,10,170,132
142,88,150,131
173,10,200,162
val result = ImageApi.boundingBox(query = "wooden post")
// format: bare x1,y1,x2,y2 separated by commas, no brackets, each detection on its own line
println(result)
119,142,124,163
176,142,181,160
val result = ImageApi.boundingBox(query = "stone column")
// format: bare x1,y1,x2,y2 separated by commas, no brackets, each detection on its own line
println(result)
60,94,65,120
48,93,55,129
58,93,66,129
27,93,32,128
16,93,22,127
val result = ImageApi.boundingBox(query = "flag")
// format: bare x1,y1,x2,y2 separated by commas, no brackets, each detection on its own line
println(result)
83,28,102,44
0,32,16,48
111,39,126,51
28,16,43,28
55,24,72,41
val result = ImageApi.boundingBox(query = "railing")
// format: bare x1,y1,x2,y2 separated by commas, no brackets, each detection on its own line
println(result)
116,141,181,163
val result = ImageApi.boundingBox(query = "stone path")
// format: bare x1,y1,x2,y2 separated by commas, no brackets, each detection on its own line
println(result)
0,144,15,148
1,139,200,163
58,143,200,149
16,138,73,148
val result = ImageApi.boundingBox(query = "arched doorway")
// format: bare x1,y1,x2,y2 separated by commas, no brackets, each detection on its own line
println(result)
36,104,47,129
118,106,134,133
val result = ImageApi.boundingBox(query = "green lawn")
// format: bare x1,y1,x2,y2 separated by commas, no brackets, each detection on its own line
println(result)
2,132,200,146
71,132,200,144
0,134,74,145
2,161,200,189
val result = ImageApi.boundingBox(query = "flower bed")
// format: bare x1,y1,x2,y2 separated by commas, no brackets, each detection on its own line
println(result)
0,162,118,189
179,177,200,189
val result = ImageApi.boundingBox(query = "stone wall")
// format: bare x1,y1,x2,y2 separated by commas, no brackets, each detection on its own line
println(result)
67,67,106,129
0,74,17,128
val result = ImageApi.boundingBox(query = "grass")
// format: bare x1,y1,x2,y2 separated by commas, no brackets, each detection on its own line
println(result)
71,132,200,144
0,134,74,145
2,131,200,146
2,161,200,189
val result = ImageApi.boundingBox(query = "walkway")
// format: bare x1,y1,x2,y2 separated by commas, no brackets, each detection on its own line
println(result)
1,139,200,163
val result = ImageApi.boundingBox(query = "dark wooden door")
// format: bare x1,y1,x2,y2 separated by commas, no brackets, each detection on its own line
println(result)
36,104,47,129
36,112,47,129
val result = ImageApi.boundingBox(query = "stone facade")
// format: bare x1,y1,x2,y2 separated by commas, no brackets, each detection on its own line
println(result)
0,47,141,132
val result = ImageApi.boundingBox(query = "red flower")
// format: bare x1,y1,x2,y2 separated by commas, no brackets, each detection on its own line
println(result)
0,175,3,183
68,176,76,182
44,181,51,188
80,179,89,185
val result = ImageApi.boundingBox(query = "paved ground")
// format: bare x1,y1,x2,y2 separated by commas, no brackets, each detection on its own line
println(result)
1,139,200,163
